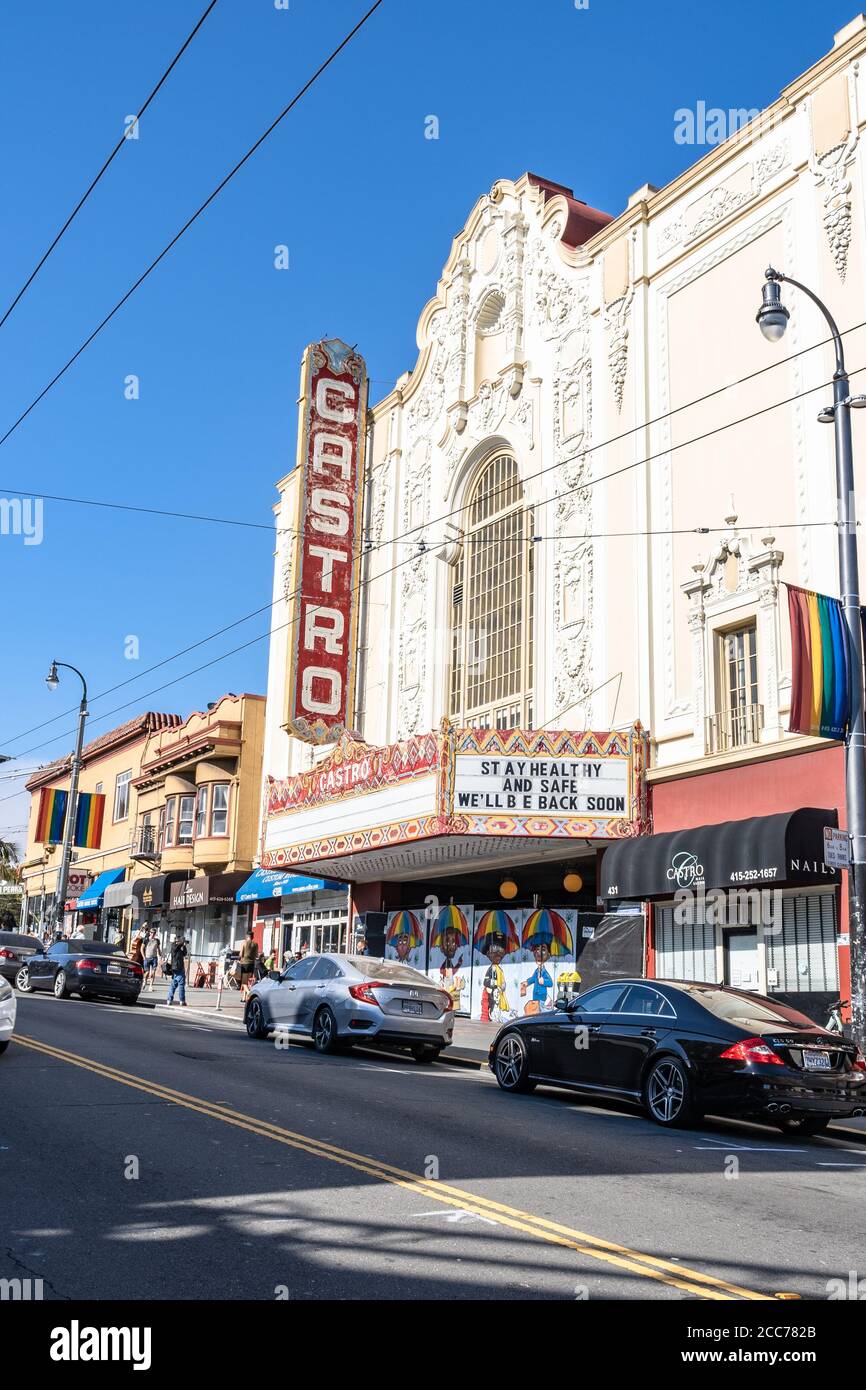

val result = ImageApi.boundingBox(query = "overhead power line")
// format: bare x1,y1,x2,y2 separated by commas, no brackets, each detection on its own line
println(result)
0,0,385,453
0,0,220,332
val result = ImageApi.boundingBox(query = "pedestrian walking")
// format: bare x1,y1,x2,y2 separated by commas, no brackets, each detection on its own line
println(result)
130,931,145,967
143,929,160,992
238,926,259,1001
166,929,189,1006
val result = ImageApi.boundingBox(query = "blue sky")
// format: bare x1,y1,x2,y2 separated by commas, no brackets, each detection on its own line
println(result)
0,0,856,848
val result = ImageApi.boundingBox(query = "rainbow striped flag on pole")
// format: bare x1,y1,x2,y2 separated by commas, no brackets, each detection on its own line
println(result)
787,583,851,739
35,787,68,843
73,792,105,849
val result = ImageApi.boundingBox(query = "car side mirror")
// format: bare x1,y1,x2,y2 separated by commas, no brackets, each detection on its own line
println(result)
554,996,570,1012
268,970,281,981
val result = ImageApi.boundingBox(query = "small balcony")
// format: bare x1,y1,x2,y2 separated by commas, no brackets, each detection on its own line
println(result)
130,823,160,863
705,703,764,755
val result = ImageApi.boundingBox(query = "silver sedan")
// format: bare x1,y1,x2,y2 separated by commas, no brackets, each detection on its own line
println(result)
244,953,454,1062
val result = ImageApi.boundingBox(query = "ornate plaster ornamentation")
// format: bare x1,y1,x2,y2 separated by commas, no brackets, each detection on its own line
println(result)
603,289,633,413
810,129,859,281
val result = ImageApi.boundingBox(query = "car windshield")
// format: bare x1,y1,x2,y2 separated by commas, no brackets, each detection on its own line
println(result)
347,957,434,986
686,985,819,1030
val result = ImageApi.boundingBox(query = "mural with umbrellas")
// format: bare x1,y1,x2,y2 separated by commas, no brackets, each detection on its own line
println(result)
519,909,575,1014
384,909,425,966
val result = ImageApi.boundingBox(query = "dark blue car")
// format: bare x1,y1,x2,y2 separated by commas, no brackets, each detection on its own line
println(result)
16,938,143,1004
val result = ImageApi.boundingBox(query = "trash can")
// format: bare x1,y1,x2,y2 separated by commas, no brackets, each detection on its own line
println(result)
555,970,582,1005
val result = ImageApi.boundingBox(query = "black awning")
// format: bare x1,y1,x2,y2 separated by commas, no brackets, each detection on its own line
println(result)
600,807,840,900
130,871,193,911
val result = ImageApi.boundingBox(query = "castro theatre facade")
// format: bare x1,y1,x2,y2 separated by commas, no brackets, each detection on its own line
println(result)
261,21,866,1024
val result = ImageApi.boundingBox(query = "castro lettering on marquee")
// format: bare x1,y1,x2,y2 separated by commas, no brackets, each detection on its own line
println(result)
286,339,367,743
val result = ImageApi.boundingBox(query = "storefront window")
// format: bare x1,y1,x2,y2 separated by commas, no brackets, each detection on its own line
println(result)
765,893,838,995
448,453,533,729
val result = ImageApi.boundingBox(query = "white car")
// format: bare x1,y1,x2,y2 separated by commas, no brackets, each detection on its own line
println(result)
0,976,17,1054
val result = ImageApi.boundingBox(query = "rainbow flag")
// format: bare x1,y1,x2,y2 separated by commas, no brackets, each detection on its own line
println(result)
35,787,67,843
74,792,105,849
787,584,850,739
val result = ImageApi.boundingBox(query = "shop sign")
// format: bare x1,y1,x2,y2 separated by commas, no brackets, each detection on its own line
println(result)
454,755,629,819
169,878,209,910
285,339,367,745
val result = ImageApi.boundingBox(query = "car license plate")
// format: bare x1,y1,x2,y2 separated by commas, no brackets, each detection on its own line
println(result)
107,964,121,975
402,1001,423,1015
804,1048,831,1070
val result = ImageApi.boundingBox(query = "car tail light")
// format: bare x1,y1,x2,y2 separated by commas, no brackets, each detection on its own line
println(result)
129,963,143,976
0,948,15,960
440,992,454,1012
348,981,385,1008
853,1049,866,1073
77,959,100,971
720,1037,784,1065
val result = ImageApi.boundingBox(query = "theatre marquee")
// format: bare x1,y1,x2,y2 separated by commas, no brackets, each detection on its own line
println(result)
262,723,647,881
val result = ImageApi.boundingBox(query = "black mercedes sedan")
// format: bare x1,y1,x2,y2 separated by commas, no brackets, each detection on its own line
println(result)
489,978,866,1135
15,938,143,1004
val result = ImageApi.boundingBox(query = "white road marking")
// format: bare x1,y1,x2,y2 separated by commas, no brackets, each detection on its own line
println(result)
415,1208,498,1226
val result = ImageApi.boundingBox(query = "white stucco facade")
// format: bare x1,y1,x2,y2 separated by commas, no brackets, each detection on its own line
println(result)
261,15,866,858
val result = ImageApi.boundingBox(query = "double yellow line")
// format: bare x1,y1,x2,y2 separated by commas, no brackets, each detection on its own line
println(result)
15,1033,774,1301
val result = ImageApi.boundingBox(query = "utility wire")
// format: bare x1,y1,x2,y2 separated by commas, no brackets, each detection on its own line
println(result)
0,0,385,452
1,357,860,754
0,0,220,332
2,312,863,538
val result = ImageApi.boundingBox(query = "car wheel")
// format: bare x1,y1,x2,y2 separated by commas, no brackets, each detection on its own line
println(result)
493,1031,536,1093
15,967,33,993
53,971,69,1000
777,1115,831,1137
245,998,270,1040
643,1056,697,1128
312,1005,339,1054
412,1044,441,1064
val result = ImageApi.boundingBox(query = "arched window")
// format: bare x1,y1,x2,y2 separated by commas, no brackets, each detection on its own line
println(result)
448,452,534,729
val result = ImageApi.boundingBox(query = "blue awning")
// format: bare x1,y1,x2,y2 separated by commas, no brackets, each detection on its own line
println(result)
75,866,126,910
235,868,346,902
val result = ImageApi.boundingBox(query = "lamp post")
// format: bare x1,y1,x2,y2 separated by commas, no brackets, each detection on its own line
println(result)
757,267,866,1053
45,661,88,930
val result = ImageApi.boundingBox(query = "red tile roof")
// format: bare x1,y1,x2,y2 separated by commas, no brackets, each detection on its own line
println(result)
25,712,181,790
526,173,613,248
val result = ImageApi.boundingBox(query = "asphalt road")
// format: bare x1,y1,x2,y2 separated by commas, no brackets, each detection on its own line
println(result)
4,991,866,1302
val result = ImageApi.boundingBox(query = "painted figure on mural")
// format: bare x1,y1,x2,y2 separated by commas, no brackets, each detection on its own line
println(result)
428,905,476,1014
519,909,574,1014
384,910,424,968
474,909,520,1023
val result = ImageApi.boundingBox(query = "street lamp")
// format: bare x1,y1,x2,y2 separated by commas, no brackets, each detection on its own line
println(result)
757,267,866,1054
45,661,88,931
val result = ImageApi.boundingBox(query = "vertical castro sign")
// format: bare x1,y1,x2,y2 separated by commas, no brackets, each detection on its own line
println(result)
286,339,367,743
